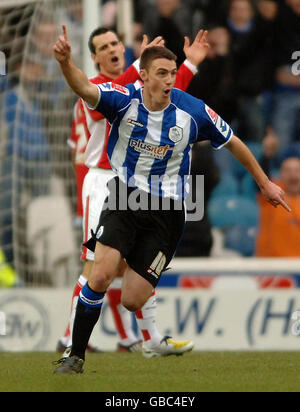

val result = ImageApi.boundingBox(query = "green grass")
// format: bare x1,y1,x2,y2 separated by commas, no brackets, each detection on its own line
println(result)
0,352,300,392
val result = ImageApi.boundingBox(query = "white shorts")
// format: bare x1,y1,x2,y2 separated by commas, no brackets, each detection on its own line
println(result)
81,168,116,261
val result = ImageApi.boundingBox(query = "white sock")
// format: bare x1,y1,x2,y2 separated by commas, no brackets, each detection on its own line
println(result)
107,279,139,346
66,274,87,348
135,292,162,349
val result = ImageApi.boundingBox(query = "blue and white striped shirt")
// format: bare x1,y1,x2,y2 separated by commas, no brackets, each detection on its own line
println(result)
92,81,233,199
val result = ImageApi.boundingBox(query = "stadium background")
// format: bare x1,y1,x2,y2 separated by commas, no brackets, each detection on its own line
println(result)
0,0,300,353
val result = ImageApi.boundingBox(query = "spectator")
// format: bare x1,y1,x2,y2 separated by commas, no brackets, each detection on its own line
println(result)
225,0,277,142
0,247,18,288
198,0,230,26
176,142,220,257
0,60,51,265
271,0,300,150
185,26,236,123
136,0,197,66
256,135,300,257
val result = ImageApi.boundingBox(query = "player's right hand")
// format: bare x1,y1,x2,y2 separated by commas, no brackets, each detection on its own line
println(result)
53,25,71,64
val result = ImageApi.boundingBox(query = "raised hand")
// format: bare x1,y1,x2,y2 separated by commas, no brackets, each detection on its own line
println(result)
53,25,72,64
140,34,165,56
183,29,210,67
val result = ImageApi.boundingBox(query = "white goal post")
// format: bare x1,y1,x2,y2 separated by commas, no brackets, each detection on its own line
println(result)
0,0,138,287
0,0,87,286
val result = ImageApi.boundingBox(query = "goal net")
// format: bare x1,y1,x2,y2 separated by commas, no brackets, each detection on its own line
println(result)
0,0,84,286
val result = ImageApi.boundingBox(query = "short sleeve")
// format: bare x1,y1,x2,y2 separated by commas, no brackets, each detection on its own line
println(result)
87,82,131,124
196,102,233,149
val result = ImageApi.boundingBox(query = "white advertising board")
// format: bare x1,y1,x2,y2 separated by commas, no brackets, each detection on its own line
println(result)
0,286,300,352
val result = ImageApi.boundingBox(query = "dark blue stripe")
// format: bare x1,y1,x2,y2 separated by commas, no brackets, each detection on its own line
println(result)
122,105,149,187
148,106,176,197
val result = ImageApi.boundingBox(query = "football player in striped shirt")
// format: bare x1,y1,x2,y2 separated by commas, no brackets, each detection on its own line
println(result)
57,27,208,358
53,26,290,374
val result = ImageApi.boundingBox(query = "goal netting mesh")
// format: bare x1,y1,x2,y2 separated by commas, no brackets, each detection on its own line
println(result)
0,0,84,287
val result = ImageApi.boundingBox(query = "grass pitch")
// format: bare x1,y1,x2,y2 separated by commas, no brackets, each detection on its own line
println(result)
0,351,300,392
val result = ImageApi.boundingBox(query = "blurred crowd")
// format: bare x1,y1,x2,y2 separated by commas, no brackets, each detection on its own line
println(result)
102,0,300,258
0,0,299,283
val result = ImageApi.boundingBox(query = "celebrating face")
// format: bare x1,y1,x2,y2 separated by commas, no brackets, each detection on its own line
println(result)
140,57,177,111
91,31,126,78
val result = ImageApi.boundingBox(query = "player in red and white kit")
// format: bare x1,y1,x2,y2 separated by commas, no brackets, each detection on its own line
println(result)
58,27,210,357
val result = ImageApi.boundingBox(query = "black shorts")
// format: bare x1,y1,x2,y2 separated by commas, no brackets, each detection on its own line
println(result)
84,177,185,287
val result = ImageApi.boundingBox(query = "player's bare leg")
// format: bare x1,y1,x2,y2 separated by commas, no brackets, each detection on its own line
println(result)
121,267,194,358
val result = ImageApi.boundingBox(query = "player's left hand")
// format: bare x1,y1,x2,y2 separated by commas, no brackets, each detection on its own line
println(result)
140,34,165,57
183,29,210,67
260,180,291,212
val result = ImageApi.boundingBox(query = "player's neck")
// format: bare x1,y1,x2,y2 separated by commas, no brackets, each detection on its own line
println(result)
142,89,171,112
100,68,123,80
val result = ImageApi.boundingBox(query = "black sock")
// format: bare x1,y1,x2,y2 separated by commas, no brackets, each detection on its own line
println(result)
70,283,105,360
70,300,101,360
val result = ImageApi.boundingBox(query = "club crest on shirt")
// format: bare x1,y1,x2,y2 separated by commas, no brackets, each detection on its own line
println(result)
169,126,183,143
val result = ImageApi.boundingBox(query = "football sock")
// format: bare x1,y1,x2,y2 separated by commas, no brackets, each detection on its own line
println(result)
107,285,139,346
70,282,105,360
61,275,87,348
135,291,162,349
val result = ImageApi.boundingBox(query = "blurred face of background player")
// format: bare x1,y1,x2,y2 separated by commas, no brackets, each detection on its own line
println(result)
140,57,177,111
229,0,254,28
286,0,300,15
206,27,230,59
280,158,300,196
35,21,57,59
90,31,126,79
156,0,180,17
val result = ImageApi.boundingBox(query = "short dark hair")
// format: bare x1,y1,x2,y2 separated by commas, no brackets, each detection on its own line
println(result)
140,47,177,71
88,27,120,53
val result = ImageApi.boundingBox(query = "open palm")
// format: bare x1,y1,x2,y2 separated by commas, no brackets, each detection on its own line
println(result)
183,30,210,67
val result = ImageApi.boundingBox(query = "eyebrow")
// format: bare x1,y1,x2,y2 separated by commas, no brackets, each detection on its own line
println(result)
97,40,120,51
156,67,177,73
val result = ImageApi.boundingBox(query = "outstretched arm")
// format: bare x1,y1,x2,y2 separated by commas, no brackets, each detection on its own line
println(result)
54,25,99,107
54,26,165,107
226,136,291,212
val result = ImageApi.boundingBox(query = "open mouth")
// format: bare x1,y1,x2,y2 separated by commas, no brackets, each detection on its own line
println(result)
163,89,171,97
111,56,119,64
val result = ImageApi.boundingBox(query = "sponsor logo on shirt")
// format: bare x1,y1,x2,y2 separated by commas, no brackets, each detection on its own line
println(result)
205,105,218,124
205,104,231,139
127,118,144,128
99,82,130,95
129,139,174,160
